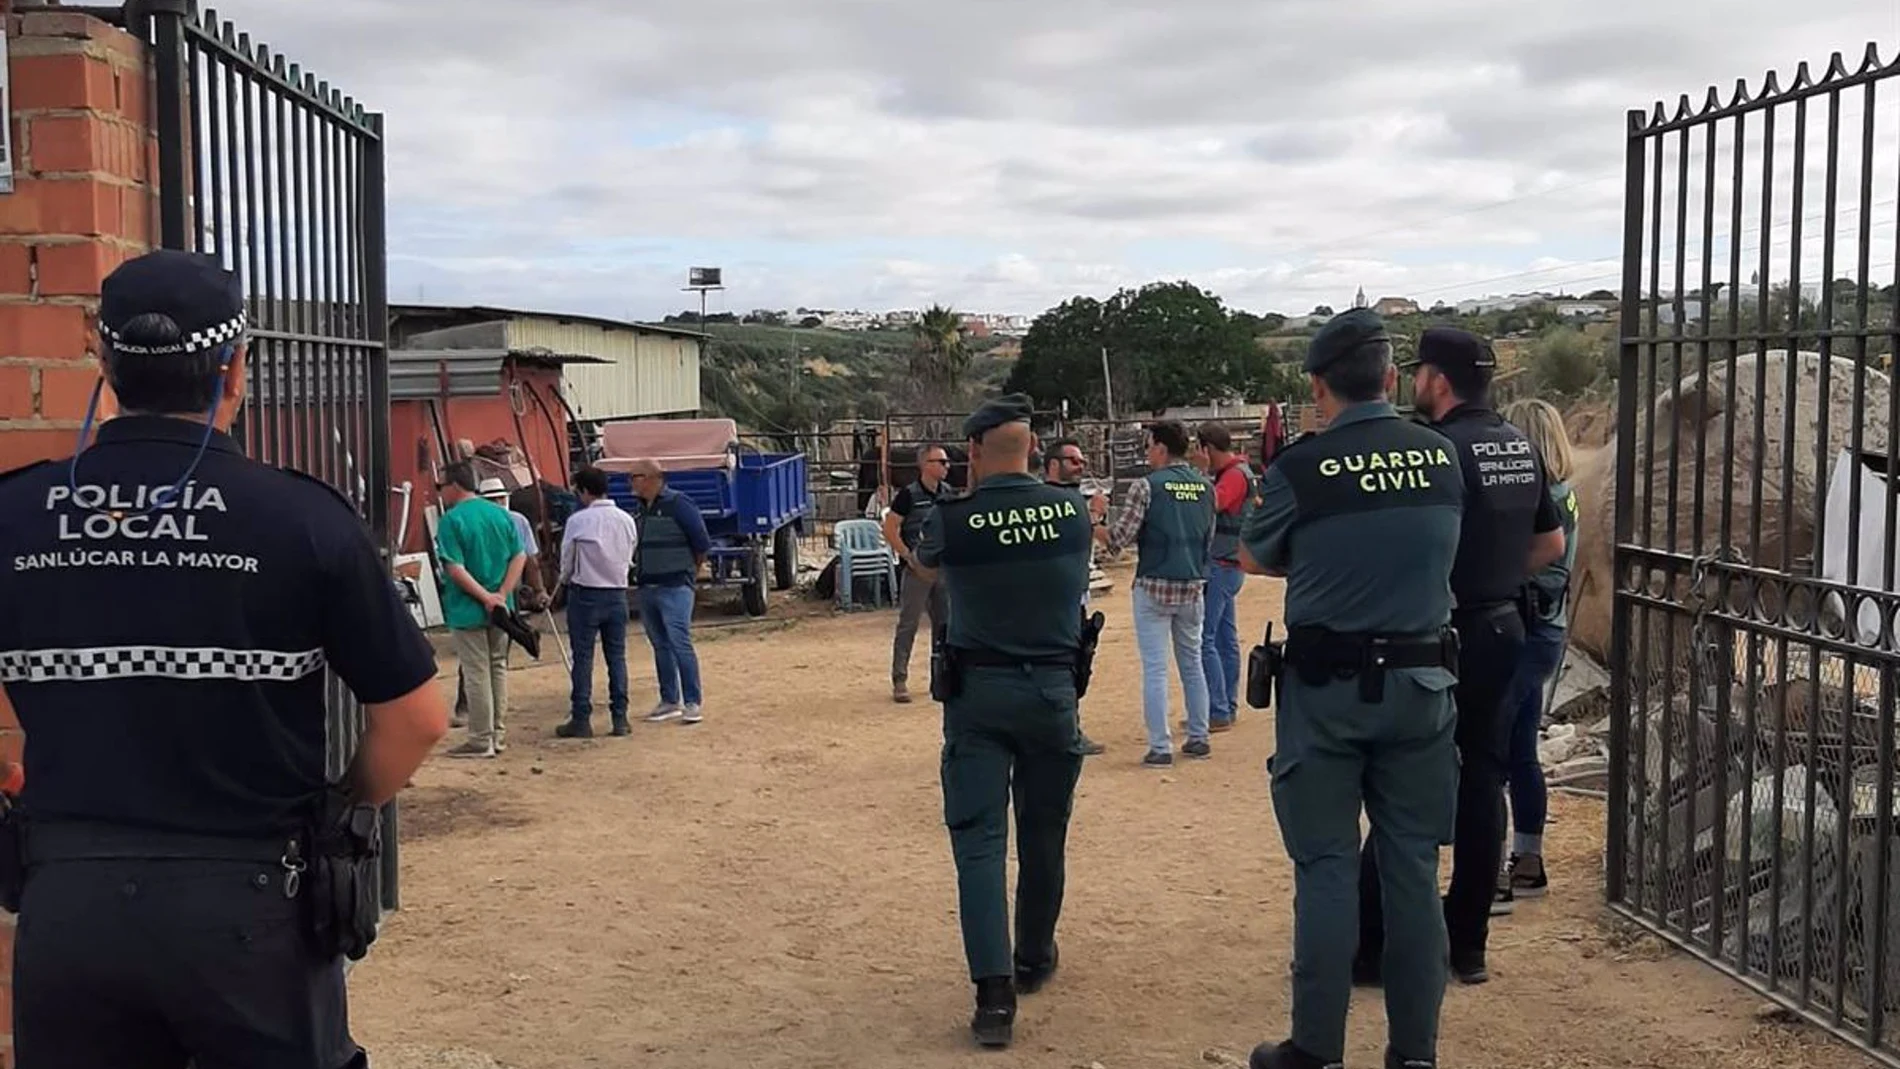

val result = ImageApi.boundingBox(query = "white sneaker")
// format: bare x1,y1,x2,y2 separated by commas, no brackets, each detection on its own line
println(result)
681,703,703,725
644,703,684,723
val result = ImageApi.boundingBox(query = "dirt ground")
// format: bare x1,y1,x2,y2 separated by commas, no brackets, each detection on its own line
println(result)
351,568,1884,1069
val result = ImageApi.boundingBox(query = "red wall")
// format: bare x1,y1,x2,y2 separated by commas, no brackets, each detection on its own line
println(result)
389,364,571,556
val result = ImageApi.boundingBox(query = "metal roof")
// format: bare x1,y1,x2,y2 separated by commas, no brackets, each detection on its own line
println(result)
387,347,607,401
388,302,709,341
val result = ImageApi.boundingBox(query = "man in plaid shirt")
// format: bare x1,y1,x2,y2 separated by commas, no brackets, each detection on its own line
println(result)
1095,420,1217,767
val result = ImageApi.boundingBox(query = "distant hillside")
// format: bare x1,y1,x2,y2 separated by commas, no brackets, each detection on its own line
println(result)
696,323,1016,435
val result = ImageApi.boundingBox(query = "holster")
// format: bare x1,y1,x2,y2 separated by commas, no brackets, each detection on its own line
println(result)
1074,610,1107,700
929,622,962,702
1245,622,1282,710
1515,583,1539,631
1284,626,1460,703
0,796,21,914
305,784,384,962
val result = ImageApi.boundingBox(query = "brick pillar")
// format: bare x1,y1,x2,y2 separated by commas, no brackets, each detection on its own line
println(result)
0,8,158,1064
0,8,157,475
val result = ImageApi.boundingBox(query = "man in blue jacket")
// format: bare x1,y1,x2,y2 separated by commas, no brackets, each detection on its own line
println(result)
626,459,713,724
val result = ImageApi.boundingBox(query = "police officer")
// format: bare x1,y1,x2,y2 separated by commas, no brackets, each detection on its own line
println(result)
1040,436,1107,756
0,250,450,1068
912,394,1094,1049
1238,310,1465,1069
884,442,951,704
1354,327,1567,989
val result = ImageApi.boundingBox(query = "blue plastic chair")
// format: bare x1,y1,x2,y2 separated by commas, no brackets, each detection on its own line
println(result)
833,518,897,610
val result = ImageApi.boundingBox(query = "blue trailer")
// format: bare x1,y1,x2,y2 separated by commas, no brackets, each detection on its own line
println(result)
604,449,812,617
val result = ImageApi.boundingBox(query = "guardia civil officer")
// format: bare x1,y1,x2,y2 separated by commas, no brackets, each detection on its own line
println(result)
1354,327,1566,988
0,250,450,1068
1237,309,1464,1069
912,394,1094,1049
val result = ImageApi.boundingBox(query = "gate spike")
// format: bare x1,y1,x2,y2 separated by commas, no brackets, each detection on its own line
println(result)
1727,77,1751,108
1823,50,1848,80
1760,69,1782,97
1701,86,1721,114
1790,60,1812,89
1859,41,1885,73
1673,93,1694,121
237,31,252,62
219,19,236,46
199,6,217,29
271,53,287,77
1650,100,1668,126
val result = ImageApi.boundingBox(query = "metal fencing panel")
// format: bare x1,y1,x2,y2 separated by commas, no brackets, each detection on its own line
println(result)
1610,44,1900,1062
145,2,399,910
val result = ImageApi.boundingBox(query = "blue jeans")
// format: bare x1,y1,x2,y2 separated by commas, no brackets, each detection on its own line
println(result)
1133,585,1210,753
1505,620,1567,837
638,583,702,706
566,585,630,725
1200,562,1244,724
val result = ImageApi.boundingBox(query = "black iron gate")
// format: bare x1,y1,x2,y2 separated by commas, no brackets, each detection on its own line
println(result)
140,3,399,909
1610,44,1899,1061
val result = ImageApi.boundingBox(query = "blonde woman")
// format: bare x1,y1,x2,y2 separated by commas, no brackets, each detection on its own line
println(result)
1497,399,1579,907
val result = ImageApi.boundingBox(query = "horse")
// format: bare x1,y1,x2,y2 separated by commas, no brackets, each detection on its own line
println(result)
853,429,971,512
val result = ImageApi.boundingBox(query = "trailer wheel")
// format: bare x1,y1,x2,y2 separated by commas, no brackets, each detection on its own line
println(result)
741,545,769,617
772,525,798,591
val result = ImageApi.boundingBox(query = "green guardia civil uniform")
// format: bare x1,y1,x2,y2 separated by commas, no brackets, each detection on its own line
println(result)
915,396,1094,987
1242,309,1466,1068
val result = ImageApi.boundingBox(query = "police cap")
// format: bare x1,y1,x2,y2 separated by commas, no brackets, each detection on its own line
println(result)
962,392,1034,441
1303,308,1389,374
1406,327,1496,372
99,249,247,357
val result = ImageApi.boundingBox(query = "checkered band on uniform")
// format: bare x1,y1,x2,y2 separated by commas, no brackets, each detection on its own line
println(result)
0,645,326,684
99,311,248,356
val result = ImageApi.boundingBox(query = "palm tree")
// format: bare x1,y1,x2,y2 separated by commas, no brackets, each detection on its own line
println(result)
909,304,969,413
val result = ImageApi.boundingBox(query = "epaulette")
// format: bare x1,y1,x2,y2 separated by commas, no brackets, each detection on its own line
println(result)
279,465,365,518
0,459,53,485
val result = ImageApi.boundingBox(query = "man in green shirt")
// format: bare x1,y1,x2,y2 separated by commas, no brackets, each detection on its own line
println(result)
435,460,526,759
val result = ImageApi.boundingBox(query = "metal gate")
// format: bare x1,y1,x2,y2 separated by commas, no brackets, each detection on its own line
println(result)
139,2,399,909
1609,44,1899,1061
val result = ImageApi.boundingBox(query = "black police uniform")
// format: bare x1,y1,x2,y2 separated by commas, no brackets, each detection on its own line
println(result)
915,395,1094,1049
1242,309,1464,1069
0,251,439,1069
1356,327,1563,985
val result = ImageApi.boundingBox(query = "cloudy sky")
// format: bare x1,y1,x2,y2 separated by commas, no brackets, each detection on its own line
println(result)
211,1,1894,322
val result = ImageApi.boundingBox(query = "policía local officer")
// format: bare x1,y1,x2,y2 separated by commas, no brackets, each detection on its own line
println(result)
1237,309,1465,1069
911,394,1094,1049
1354,327,1566,989
0,249,450,1068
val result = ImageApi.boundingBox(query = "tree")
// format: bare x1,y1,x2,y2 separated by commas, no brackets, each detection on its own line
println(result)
908,304,970,412
1006,281,1279,416
1528,326,1605,398
1311,304,1334,317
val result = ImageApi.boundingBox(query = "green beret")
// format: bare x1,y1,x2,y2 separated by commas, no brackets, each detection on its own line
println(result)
1303,308,1390,374
962,393,1034,440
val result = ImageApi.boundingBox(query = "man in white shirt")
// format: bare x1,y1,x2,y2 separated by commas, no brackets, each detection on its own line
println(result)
555,467,640,738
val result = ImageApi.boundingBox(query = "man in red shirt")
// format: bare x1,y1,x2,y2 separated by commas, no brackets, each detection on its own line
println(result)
1196,423,1256,730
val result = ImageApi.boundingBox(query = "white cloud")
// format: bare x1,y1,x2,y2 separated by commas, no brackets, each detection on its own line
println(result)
204,0,1896,320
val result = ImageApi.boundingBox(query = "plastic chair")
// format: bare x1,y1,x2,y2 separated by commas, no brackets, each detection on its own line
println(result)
833,518,897,610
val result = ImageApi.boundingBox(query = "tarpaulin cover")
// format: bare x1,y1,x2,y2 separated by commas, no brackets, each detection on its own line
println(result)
596,418,737,472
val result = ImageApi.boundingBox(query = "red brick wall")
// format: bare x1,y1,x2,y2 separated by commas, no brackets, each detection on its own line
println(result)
0,8,158,1063
0,9,158,474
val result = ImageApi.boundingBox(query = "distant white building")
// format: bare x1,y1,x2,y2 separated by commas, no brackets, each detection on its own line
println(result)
1554,300,1614,320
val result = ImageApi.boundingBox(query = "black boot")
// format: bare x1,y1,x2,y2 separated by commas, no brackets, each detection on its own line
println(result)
1015,942,1059,994
1248,1039,1344,1069
1386,1050,1434,1069
970,976,1015,1048
1450,947,1488,985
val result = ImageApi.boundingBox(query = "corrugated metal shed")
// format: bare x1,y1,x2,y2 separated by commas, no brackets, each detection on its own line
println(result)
384,306,705,420
505,320,701,421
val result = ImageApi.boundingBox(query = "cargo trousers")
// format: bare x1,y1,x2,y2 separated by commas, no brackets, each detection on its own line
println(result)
940,665,1088,981
1269,666,1459,1064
